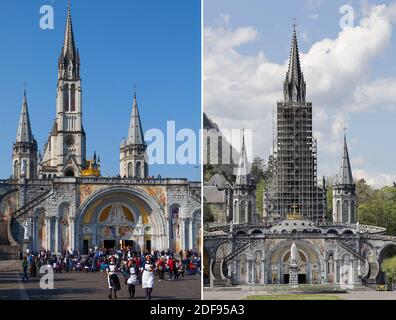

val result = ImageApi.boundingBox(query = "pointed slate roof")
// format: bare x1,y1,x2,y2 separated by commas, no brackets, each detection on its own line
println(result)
236,130,250,185
283,27,306,103
16,90,35,144
62,4,76,60
336,134,354,185
126,93,145,146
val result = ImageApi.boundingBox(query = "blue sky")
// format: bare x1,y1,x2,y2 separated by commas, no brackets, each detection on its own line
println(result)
0,0,201,181
204,0,396,187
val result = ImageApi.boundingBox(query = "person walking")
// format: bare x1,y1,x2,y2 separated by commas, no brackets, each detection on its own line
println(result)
156,256,165,282
22,256,29,281
168,256,175,280
141,255,155,300
106,256,121,299
126,258,139,299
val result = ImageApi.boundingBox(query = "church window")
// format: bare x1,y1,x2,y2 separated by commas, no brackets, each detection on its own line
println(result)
63,84,69,111
70,84,76,111
240,201,245,223
136,161,141,178
336,200,341,221
351,201,355,223
14,160,19,179
65,170,74,177
127,162,133,177
342,200,348,222
248,201,253,223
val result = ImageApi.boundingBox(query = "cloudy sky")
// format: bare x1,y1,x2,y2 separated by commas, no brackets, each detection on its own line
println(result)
204,0,396,188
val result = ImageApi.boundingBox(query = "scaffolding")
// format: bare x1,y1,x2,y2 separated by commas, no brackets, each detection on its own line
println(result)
265,100,325,222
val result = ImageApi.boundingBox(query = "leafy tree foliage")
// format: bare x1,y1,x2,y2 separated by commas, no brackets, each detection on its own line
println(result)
381,256,396,286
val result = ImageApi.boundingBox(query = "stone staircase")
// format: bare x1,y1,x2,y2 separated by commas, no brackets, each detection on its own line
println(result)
13,189,53,220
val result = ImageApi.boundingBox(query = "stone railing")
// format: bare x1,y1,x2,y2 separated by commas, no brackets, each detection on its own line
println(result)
13,189,54,219
362,233,396,241
358,224,386,234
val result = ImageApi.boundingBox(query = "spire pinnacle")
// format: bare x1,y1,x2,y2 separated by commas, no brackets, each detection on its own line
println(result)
283,26,306,103
58,3,80,80
127,93,145,146
16,90,34,143
337,133,354,185
236,129,250,185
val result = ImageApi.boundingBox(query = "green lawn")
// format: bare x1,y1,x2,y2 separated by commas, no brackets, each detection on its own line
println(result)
245,294,344,300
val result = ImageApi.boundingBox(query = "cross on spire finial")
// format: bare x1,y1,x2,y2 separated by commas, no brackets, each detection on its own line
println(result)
133,84,137,98
292,17,297,31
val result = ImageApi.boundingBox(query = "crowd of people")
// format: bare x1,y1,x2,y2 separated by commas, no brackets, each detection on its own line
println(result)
21,247,201,299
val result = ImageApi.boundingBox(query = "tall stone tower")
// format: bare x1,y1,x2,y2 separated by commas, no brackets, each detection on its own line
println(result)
232,131,256,224
12,90,38,180
264,27,325,222
120,93,148,178
333,134,357,223
40,4,86,177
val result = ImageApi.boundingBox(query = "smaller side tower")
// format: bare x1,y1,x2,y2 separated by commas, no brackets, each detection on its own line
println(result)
332,134,357,223
12,90,38,180
232,130,256,224
120,93,148,178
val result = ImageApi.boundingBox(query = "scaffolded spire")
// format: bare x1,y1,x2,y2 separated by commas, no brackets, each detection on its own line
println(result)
236,129,250,185
16,90,34,143
283,26,306,103
336,134,354,185
127,92,145,146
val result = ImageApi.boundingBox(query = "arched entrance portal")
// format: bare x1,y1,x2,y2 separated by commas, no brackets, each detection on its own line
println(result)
78,187,167,253
266,240,323,284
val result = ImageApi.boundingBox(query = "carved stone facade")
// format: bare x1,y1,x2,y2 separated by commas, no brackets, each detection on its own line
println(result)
204,221,396,288
0,179,200,255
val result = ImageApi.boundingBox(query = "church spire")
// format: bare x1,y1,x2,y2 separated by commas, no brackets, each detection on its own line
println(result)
127,92,145,146
16,90,34,143
283,26,306,103
58,3,80,80
236,129,250,185
336,134,354,185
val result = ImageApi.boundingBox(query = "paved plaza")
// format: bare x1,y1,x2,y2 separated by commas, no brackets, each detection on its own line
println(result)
0,261,201,300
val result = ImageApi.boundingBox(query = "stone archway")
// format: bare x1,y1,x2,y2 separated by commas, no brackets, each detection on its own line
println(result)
377,244,396,285
266,240,324,284
78,186,167,252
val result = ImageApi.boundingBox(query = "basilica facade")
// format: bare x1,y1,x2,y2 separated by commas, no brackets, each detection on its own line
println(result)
0,6,201,258
203,29,396,289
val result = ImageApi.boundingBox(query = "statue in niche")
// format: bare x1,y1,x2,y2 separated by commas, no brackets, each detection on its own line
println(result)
23,219,31,240
171,207,180,239
254,251,262,283
328,253,335,274
21,160,27,178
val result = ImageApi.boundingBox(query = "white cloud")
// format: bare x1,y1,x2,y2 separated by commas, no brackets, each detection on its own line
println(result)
204,3,396,187
353,169,396,188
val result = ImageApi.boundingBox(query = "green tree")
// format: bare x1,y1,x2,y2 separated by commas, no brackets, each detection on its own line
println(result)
381,256,396,287
251,157,266,182
356,179,375,207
